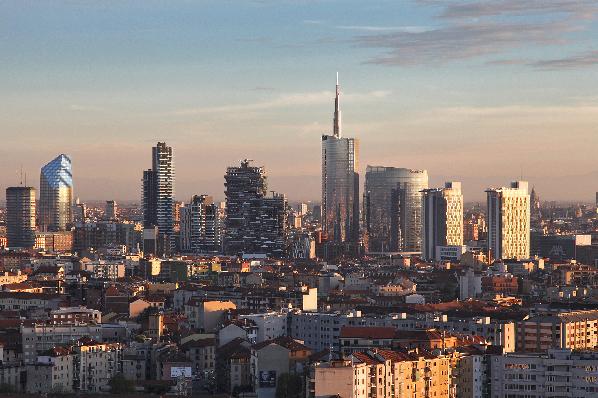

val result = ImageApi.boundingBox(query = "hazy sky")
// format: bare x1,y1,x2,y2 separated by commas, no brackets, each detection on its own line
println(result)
1,0,598,203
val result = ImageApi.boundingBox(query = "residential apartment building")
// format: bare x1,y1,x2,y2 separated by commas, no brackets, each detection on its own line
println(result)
74,340,123,392
26,347,74,394
516,310,598,352
490,349,598,397
422,182,464,261
239,311,288,343
486,181,530,260
313,349,451,398
21,324,102,364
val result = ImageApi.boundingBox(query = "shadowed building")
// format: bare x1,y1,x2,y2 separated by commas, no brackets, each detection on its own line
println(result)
224,160,287,257
6,186,36,249
364,167,428,252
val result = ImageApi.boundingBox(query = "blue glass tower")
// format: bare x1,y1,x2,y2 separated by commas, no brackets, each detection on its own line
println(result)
39,154,73,231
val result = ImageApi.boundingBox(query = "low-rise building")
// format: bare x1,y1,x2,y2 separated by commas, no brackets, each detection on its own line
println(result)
21,323,102,364
26,347,74,394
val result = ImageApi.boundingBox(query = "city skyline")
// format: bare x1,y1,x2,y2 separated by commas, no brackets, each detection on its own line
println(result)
2,0,598,202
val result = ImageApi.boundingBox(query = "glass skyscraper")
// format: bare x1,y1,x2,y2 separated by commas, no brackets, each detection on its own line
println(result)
39,154,73,231
364,166,428,252
6,186,36,248
321,75,360,244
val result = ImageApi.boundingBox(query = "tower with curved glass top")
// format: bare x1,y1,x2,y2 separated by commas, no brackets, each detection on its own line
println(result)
39,154,73,231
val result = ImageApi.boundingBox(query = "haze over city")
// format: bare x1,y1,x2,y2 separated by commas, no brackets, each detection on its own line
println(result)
2,0,598,202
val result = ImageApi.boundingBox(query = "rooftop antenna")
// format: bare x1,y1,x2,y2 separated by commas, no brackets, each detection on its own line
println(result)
19,166,23,186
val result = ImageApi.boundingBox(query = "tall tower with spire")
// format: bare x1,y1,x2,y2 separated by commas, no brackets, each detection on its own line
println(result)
321,74,359,247
333,72,341,137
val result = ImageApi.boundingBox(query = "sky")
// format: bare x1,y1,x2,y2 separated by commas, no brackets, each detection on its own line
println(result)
1,0,598,203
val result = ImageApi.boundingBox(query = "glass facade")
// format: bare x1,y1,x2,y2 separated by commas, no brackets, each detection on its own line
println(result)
321,135,360,243
6,186,36,248
364,166,428,252
39,154,73,231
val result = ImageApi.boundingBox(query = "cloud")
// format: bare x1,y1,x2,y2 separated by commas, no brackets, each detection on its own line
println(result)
435,0,597,19
355,0,597,66
169,90,391,116
336,25,431,33
358,20,575,65
530,49,598,69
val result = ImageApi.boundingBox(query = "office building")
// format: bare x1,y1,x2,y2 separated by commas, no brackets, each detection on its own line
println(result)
321,74,360,244
486,181,530,260
39,154,73,231
6,186,36,249
180,195,223,254
422,182,464,261
104,200,118,220
364,167,428,252
142,142,174,245
224,160,287,257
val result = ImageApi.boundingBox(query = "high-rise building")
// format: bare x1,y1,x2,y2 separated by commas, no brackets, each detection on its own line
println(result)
224,160,287,257
486,181,530,260
321,74,359,244
364,166,428,252
39,154,73,231
180,195,223,254
75,203,87,224
142,169,157,228
104,200,118,220
421,182,464,261
6,186,36,248
142,142,174,243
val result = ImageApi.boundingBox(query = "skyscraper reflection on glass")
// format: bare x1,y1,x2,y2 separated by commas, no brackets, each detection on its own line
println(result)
39,154,73,231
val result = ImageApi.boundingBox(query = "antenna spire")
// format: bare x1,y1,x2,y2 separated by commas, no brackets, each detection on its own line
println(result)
333,72,341,137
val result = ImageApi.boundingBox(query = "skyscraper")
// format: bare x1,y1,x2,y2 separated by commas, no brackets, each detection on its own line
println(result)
321,74,359,244
105,200,118,220
486,181,531,260
6,186,36,248
421,182,463,261
364,166,428,252
180,195,223,254
39,154,73,231
142,142,174,240
224,160,287,257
